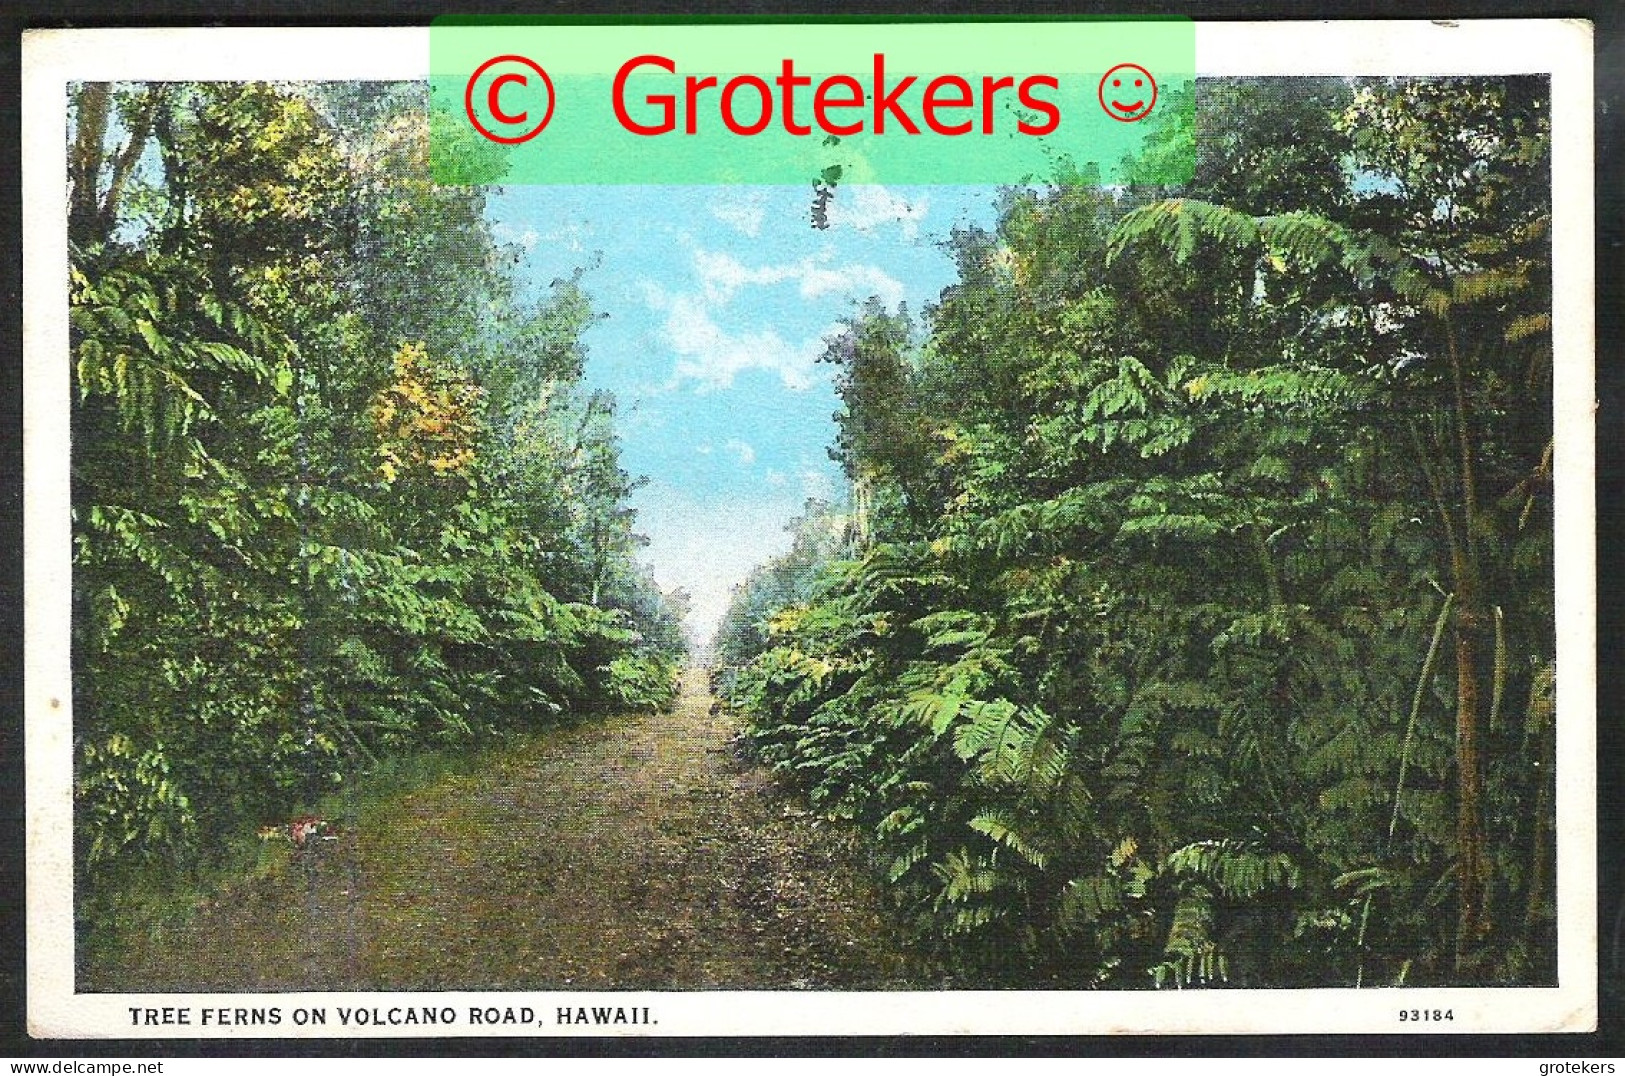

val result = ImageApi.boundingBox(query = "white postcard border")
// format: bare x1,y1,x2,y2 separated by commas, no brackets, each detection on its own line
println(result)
21,19,1598,1038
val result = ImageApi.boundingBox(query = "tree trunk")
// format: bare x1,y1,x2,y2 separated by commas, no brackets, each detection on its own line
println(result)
1446,316,1492,976
68,83,163,248
1451,566,1491,974
69,83,112,245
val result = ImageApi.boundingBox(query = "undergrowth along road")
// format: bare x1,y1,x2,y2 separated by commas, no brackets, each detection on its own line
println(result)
87,669,933,992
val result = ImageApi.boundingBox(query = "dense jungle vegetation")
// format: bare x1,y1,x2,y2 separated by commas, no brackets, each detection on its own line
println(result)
716,77,1557,988
69,82,687,949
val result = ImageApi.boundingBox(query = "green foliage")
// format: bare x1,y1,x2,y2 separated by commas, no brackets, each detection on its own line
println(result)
719,76,1555,988
602,653,682,713
69,81,686,950
76,735,197,869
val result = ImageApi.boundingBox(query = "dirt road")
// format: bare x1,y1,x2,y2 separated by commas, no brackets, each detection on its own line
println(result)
89,669,932,992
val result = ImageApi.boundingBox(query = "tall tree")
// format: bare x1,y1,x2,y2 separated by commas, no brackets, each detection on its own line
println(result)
722,75,1554,987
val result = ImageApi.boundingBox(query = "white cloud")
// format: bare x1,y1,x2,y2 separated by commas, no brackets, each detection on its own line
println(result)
662,293,832,392
641,243,903,395
827,185,929,240
725,439,756,465
689,248,760,303
499,220,592,255
552,227,589,255
493,223,540,251
800,466,836,502
692,248,904,309
708,192,767,238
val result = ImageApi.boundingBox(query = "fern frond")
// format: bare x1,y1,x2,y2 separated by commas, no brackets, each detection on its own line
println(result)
1107,199,1260,265
968,808,1049,869
1164,839,1301,899
1152,886,1226,988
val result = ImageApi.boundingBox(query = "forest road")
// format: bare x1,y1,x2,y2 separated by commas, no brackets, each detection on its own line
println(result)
91,668,930,992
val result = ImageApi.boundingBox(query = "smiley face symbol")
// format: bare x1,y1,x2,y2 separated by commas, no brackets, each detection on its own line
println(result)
1098,63,1158,123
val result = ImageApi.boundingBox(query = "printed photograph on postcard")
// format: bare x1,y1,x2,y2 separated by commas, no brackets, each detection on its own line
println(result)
21,18,1596,1038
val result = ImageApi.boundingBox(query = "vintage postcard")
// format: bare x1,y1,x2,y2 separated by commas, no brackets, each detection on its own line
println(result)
21,18,1596,1039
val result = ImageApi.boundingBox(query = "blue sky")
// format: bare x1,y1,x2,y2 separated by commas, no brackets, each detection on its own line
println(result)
488,183,1000,643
